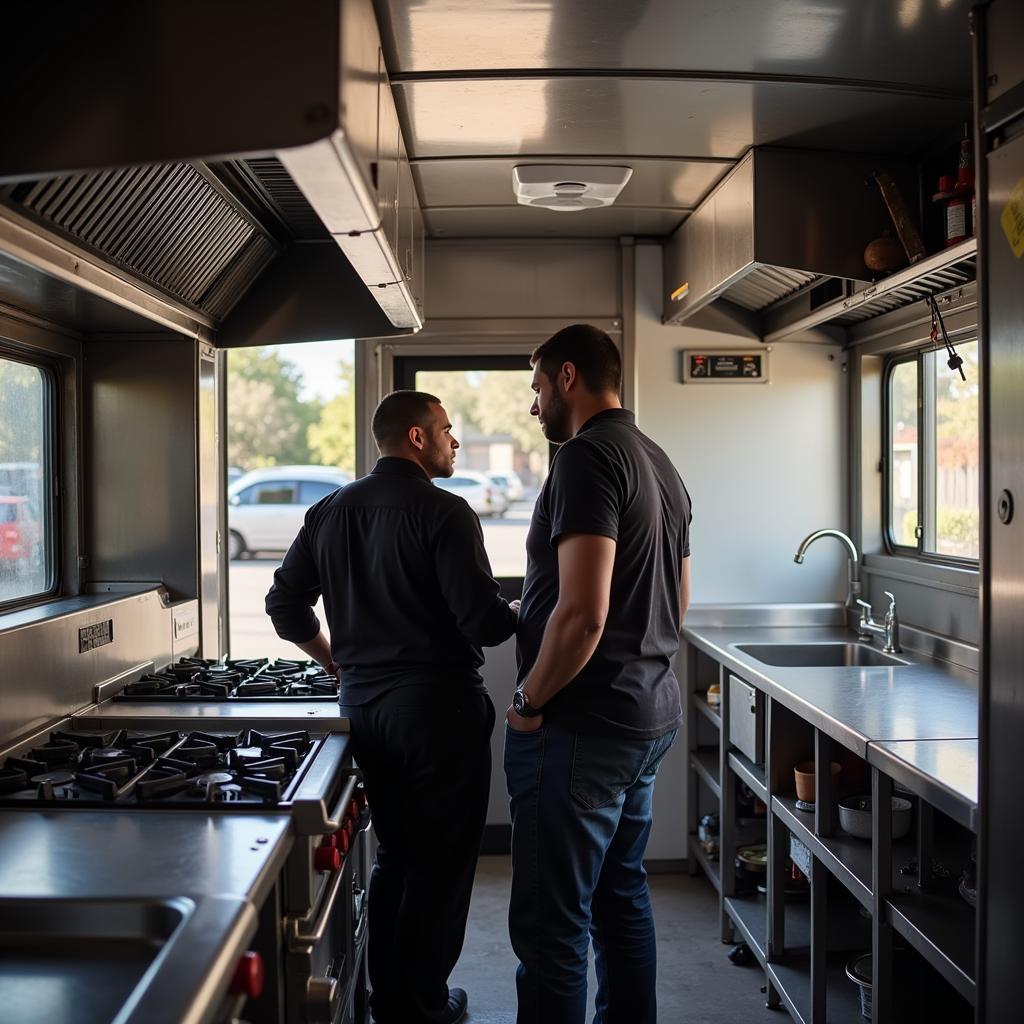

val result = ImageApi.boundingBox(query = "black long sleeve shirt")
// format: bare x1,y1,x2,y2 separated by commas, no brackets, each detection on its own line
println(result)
265,457,516,702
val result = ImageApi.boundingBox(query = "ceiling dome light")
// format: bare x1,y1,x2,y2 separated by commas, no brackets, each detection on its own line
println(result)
513,165,633,212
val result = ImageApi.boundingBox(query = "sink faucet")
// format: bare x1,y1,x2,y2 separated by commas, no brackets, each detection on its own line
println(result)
793,529,861,608
856,592,902,653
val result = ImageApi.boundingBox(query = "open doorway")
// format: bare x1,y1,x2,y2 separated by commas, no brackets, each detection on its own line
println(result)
226,339,354,658
394,355,550,579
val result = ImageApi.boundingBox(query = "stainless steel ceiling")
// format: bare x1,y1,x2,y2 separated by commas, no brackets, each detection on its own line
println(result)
375,0,973,240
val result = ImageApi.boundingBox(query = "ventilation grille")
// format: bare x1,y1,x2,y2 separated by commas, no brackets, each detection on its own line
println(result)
725,265,820,311
6,164,279,319
832,251,977,325
241,157,328,240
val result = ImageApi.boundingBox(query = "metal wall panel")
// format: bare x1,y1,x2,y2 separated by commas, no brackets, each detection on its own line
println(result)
394,78,969,161
424,205,687,239
197,347,222,658
423,240,620,320
377,0,971,91
0,589,180,749
84,340,199,601
981,81,1024,1023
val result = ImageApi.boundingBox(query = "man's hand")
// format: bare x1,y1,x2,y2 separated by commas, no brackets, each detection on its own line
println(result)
506,704,543,732
509,599,521,616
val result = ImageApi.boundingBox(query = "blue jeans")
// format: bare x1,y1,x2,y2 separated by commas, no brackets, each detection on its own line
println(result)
504,723,677,1024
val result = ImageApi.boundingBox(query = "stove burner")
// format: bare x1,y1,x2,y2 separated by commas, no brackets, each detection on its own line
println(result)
116,656,340,702
0,728,318,808
32,770,76,786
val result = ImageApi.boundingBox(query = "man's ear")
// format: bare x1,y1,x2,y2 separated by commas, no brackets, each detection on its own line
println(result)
408,424,426,451
561,360,578,393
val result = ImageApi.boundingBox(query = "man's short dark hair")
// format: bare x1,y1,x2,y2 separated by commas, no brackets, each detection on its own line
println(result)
371,390,441,448
531,323,622,394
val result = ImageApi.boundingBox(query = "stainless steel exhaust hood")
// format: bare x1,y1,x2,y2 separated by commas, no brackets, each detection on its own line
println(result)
662,148,915,336
0,0,424,337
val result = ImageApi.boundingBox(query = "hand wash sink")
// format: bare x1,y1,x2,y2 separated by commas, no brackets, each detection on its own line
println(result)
735,643,908,668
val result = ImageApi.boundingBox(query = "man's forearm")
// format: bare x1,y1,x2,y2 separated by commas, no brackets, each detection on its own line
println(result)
521,602,605,707
293,631,334,672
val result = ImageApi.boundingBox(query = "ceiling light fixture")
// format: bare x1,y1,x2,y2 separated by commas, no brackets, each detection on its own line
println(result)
512,165,633,212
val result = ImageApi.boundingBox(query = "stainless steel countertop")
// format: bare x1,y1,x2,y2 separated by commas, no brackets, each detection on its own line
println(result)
0,811,294,1024
72,699,351,731
869,739,979,833
682,624,979,821
0,811,293,903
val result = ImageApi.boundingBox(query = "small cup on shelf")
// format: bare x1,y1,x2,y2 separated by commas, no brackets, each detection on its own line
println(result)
793,760,841,804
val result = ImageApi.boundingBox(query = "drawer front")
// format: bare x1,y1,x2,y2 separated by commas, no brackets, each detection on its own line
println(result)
728,674,764,765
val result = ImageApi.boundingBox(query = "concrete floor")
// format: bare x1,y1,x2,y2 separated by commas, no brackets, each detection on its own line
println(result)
453,856,770,1024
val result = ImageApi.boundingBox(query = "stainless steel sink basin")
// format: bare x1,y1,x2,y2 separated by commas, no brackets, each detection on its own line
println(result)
0,897,192,1024
735,643,908,668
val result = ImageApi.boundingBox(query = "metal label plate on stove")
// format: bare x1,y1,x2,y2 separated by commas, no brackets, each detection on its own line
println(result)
79,619,114,653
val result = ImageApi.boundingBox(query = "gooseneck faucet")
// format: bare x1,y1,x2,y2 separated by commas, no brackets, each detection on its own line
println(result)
793,528,861,608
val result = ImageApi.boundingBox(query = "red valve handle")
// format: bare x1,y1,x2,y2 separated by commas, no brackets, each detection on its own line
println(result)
229,951,264,998
314,845,341,872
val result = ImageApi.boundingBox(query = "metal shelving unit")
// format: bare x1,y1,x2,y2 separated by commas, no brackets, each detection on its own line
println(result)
691,748,721,799
681,638,977,1023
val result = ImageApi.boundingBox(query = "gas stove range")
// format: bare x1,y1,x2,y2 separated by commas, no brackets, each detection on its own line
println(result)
115,657,340,702
0,726,329,808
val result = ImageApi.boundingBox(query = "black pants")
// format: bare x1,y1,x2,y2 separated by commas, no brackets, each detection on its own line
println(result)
342,688,495,1024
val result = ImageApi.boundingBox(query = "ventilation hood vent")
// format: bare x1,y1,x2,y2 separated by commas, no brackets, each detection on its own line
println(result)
662,148,915,334
2,164,278,320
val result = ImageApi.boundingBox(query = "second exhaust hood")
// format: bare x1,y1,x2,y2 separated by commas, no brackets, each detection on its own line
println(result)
662,148,914,335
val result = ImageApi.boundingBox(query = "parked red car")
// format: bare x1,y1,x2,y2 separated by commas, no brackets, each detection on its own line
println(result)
0,497,41,574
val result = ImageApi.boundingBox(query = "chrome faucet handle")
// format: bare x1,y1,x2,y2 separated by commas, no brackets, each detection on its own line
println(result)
883,591,897,620
855,598,874,619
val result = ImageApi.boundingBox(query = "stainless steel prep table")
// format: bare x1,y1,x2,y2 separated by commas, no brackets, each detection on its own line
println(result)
682,625,978,758
868,739,979,832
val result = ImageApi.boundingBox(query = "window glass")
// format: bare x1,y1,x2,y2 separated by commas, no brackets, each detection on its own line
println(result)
299,480,341,503
930,340,979,559
255,483,296,505
889,359,919,547
415,369,549,577
886,341,979,562
0,356,53,604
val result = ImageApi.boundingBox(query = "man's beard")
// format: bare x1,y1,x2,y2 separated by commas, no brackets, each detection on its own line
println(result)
541,391,572,444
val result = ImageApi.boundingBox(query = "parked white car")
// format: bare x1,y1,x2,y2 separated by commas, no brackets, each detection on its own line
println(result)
228,466,351,559
433,470,508,518
485,470,524,502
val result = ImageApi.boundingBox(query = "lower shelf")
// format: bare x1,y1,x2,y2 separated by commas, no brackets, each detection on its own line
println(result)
687,833,721,894
724,893,767,966
767,951,865,1024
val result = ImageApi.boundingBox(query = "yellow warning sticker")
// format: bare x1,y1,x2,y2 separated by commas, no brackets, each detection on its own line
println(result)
1001,176,1024,259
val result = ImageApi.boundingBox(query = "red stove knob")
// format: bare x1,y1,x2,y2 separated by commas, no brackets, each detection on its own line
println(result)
333,827,351,853
315,845,341,872
229,951,264,998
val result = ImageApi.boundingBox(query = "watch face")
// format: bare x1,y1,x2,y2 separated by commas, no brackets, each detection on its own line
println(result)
513,690,525,713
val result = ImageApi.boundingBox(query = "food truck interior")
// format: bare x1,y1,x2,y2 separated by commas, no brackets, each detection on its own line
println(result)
0,1,1022,1021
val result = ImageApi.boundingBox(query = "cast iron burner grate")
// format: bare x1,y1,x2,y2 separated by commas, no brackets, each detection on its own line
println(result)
0,727,318,808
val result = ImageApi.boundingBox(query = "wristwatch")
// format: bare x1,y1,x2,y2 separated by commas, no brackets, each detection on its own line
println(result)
512,688,543,718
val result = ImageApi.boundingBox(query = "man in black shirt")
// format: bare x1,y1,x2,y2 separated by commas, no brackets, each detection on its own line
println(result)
505,325,692,1024
266,390,516,1024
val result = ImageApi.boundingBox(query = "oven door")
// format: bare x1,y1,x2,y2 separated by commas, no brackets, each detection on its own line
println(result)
284,813,372,1024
